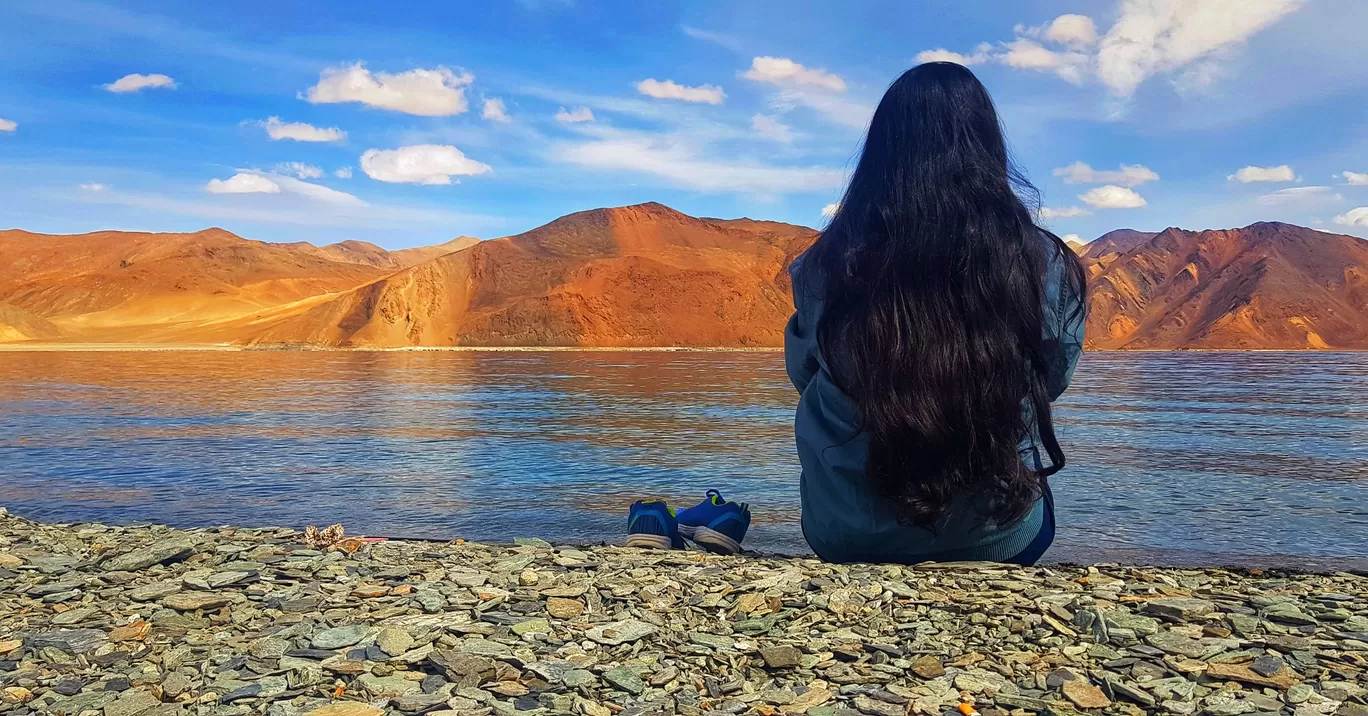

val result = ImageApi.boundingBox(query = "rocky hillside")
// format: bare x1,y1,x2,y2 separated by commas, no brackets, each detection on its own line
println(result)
246,203,818,347
4,213,1365,350
1083,222,1368,349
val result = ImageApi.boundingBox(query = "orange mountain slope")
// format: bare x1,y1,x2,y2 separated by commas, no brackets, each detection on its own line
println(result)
4,211,1366,350
244,203,819,347
0,228,400,342
1083,222,1368,349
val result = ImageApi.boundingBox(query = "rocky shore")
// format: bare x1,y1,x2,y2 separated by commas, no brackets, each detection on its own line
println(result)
1,509,1365,716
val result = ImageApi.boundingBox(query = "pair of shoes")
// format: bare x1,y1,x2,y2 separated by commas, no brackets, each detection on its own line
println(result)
627,489,751,555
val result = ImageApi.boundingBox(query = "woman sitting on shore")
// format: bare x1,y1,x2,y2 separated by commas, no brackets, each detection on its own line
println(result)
626,63,1085,564
785,62,1087,565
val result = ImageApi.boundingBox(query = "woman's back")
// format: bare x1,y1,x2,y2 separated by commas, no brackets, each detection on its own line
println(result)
784,62,1087,565
786,231,1085,563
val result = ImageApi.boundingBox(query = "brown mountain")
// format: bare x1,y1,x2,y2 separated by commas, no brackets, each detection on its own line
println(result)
305,236,482,270
245,203,818,347
4,211,1365,350
0,228,396,343
1081,229,1160,260
1083,222,1368,349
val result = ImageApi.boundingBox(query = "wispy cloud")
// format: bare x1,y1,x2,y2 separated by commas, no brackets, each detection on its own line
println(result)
255,117,345,143
743,57,846,91
555,107,595,123
913,0,1306,99
552,125,845,197
1256,185,1342,207
636,79,726,104
0,118,17,133
1054,162,1159,187
104,73,176,93
482,97,510,123
1039,206,1092,218
680,25,746,53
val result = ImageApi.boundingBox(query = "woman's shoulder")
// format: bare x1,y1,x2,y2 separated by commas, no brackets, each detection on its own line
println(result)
788,249,826,303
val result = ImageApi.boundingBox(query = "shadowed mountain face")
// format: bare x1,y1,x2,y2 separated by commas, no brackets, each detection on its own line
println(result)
247,203,819,347
2,211,1365,349
1082,222,1368,349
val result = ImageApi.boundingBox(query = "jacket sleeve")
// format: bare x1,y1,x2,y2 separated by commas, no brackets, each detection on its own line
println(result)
1042,248,1086,401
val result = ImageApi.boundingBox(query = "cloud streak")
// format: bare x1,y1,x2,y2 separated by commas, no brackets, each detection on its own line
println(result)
104,73,177,93
257,117,346,142
636,79,726,104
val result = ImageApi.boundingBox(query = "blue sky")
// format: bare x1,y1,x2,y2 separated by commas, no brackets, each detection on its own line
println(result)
2,0,1367,248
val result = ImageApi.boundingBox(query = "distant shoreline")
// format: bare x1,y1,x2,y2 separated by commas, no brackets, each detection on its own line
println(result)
0,342,1365,353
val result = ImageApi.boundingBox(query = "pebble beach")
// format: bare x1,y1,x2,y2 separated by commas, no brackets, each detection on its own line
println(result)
1,508,1365,716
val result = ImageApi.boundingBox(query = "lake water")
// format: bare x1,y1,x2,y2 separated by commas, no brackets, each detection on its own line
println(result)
1,350,1365,568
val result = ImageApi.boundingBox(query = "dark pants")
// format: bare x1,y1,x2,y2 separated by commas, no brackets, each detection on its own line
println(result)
1004,479,1056,566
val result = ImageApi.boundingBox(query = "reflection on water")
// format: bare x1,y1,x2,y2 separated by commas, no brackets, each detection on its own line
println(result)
1,350,1365,567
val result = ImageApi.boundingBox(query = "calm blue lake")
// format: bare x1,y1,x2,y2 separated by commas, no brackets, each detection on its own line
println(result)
1,350,1365,568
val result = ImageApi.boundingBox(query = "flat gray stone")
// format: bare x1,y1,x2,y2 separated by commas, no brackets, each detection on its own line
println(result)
311,625,369,650
104,539,196,572
586,619,656,645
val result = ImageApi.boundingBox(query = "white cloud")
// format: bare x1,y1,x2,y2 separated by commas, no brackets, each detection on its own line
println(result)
770,90,874,129
1039,206,1092,218
203,170,363,205
555,106,594,123
303,63,473,116
264,173,365,206
1062,233,1084,243
553,126,845,196
821,203,840,218
1096,0,1305,97
1043,14,1099,48
1054,162,1159,187
1080,185,1147,209
206,173,281,195
742,57,846,92
258,117,346,143
104,73,177,93
335,167,353,179
751,114,795,143
79,183,108,192
360,145,492,185
482,97,510,123
915,45,991,66
636,78,726,104
1338,171,1368,186
1334,207,1368,227
1256,186,1342,207
1000,39,1090,84
1229,165,1297,183
0,117,15,132
276,162,323,179
917,1,1304,99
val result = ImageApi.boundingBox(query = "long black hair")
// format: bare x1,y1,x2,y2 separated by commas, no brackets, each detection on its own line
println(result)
803,62,1086,528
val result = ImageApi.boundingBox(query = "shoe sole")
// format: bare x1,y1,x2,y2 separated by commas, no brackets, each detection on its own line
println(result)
626,534,675,550
678,524,697,540
691,526,742,555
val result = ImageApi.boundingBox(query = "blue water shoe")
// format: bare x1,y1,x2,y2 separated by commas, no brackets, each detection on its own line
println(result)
627,500,685,550
676,489,751,554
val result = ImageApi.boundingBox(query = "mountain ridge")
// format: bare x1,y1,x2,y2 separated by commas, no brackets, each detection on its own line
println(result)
2,209,1366,350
